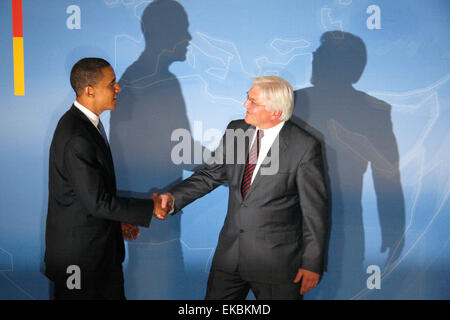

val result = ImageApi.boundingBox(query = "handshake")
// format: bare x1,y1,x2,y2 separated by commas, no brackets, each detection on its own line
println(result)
121,192,174,241
151,192,174,220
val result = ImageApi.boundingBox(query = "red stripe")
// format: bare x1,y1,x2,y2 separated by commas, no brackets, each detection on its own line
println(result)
249,150,257,155
243,163,256,173
241,130,263,197
242,172,253,185
242,168,255,184
242,178,251,188
242,183,250,192
241,182,251,192
242,173,253,185
248,156,257,164
12,0,23,37
242,175,252,185
247,147,258,162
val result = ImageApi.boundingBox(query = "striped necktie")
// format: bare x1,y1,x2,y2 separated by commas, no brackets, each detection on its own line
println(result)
241,129,264,198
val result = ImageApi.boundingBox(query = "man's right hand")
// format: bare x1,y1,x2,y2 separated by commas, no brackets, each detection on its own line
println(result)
151,193,174,220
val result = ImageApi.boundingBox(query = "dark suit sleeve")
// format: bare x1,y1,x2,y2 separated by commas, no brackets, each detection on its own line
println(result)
296,139,328,274
63,135,153,227
170,129,228,213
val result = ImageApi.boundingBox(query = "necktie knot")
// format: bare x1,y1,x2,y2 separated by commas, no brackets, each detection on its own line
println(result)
258,129,264,139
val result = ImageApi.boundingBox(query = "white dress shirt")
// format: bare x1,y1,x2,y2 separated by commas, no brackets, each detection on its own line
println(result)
250,121,285,184
170,121,285,214
73,100,102,134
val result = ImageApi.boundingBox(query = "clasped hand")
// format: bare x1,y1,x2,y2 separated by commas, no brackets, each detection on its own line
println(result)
151,192,174,220
121,222,140,240
121,192,173,240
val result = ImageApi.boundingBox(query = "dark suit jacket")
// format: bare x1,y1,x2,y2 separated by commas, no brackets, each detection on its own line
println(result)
170,120,328,284
45,105,153,280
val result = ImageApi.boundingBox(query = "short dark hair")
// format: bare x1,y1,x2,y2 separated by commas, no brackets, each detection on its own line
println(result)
70,58,111,97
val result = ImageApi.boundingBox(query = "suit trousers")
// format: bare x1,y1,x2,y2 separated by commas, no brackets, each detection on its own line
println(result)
53,266,125,300
205,269,303,300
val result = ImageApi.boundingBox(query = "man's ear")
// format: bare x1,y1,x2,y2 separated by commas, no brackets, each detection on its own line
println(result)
85,85,94,98
272,110,282,120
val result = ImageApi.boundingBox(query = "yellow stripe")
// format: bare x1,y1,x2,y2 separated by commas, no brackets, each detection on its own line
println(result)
13,37,25,96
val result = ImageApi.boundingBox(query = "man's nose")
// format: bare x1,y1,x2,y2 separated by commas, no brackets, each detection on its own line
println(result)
115,83,121,92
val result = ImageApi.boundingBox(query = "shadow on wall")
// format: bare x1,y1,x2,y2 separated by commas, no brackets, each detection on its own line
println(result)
109,0,202,299
292,31,406,299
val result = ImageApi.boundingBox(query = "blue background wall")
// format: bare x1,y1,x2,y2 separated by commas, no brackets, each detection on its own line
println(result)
0,0,448,299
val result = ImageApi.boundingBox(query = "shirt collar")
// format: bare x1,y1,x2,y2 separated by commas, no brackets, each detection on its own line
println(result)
256,121,285,138
74,100,99,127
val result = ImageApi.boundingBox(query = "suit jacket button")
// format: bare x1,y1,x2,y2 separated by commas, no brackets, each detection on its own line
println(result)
239,229,244,233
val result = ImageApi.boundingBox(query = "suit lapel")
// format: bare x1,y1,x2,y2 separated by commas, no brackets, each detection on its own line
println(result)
69,106,116,181
243,121,290,200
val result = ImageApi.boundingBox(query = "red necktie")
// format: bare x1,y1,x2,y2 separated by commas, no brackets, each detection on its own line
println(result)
241,129,264,198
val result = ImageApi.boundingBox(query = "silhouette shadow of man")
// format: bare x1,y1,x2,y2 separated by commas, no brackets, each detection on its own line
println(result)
109,0,194,299
292,31,405,299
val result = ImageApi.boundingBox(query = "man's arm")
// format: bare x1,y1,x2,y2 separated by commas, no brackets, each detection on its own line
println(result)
295,138,328,293
63,135,153,227
169,161,228,212
155,125,232,219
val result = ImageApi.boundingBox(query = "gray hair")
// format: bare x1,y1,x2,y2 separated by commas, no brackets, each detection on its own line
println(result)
252,76,294,121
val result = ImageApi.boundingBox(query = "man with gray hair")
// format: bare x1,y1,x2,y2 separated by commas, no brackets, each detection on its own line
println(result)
155,76,328,299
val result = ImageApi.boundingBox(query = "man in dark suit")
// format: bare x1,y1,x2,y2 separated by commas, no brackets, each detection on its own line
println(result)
45,58,158,299
155,76,328,299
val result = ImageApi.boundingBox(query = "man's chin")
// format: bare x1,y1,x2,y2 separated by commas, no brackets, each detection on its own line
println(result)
244,116,254,126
